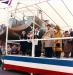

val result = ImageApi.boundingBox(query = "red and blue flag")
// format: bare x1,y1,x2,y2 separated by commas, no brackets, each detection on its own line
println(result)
0,0,12,5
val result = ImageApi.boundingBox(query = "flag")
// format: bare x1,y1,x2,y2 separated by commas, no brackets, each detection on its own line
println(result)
0,0,12,5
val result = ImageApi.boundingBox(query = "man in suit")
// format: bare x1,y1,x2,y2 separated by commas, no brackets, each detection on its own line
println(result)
20,41,32,56
34,26,45,39
20,41,28,55
34,40,42,57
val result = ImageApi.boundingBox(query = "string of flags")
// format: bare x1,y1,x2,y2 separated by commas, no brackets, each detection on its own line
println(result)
0,0,12,5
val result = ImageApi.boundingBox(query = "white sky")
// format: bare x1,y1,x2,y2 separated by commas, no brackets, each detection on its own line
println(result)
0,0,73,30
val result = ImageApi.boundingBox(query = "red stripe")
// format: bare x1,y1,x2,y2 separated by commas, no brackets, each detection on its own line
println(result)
3,64,73,75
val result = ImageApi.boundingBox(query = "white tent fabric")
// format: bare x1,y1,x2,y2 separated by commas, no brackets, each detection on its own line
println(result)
0,0,73,30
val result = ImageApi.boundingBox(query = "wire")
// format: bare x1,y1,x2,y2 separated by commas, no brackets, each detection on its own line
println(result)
47,1,69,28
61,0,73,17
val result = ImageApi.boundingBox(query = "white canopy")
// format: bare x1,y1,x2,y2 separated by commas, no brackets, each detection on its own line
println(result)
0,0,73,30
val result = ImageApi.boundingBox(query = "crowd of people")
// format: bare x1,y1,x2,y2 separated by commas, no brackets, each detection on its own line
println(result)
8,24,33,40
7,41,32,56
19,25,33,40
34,20,73,58
0,19,73,59
34,39,73,58
34,21,73,39
8,19,73,40
19,30,33,39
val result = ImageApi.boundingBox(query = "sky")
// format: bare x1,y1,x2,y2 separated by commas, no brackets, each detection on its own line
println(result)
0,0,73,30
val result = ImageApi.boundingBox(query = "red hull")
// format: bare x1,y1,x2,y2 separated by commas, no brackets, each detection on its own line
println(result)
3,64,73,75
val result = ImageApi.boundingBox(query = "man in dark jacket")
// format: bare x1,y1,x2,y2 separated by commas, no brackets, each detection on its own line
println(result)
34,40,42,57
70,29,73,57
34,26,45,39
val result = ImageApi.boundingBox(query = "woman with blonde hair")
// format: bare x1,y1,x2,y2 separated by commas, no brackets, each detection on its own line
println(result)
54,25,63,58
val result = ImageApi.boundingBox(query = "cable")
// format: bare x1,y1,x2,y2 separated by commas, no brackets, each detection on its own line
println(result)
61,0,73,17
47,1,69,27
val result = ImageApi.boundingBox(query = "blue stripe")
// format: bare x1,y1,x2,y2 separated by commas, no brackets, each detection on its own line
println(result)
2,56,73,67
